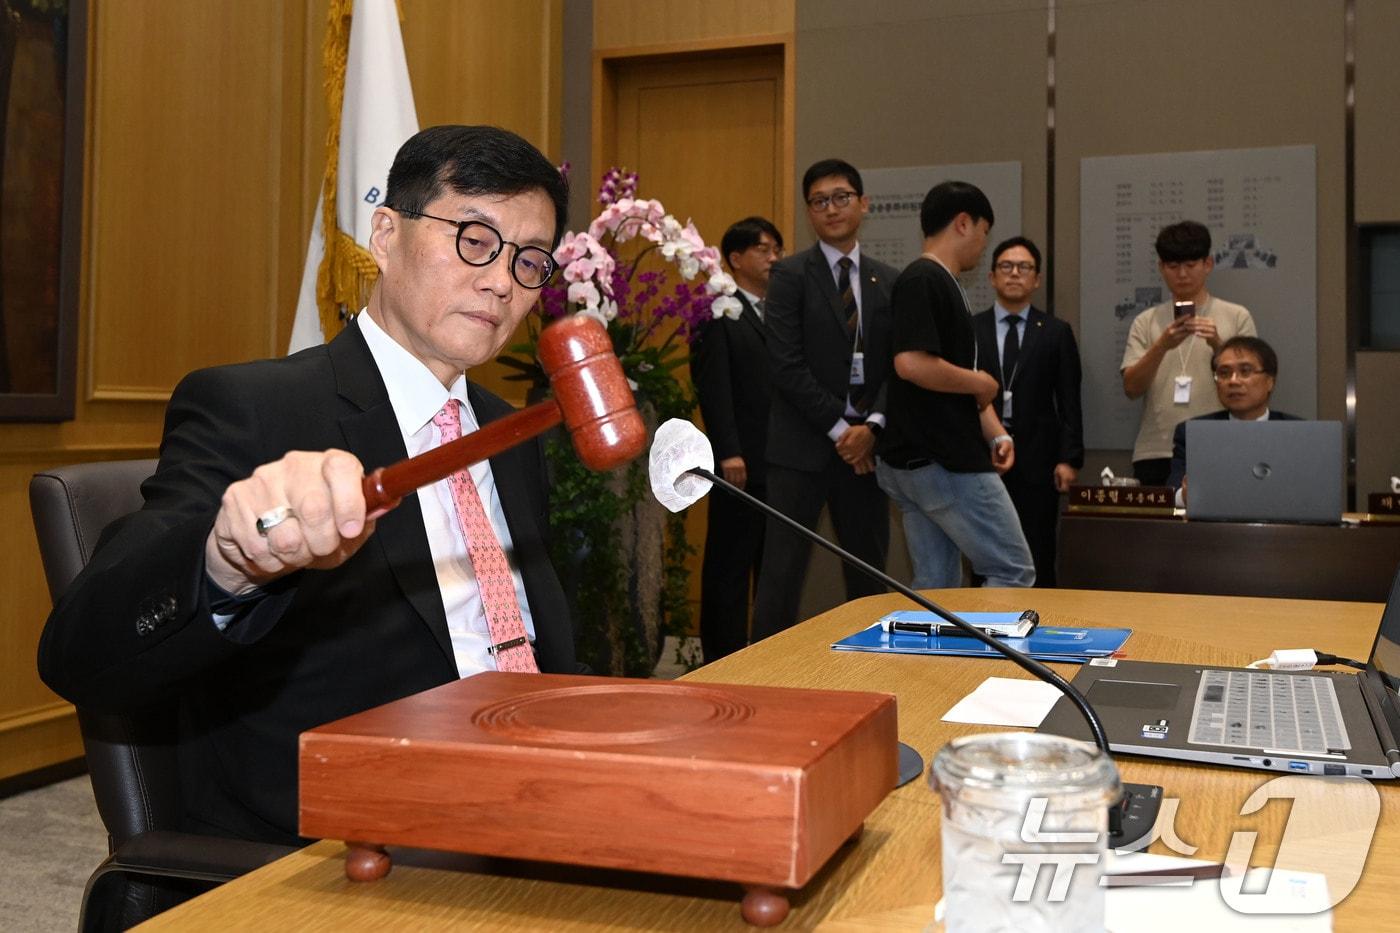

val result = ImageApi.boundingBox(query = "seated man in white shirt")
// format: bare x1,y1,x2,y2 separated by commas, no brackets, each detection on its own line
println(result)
1166,335,1299,503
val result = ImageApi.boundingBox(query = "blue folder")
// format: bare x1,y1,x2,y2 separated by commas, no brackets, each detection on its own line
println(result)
831,620,1131,663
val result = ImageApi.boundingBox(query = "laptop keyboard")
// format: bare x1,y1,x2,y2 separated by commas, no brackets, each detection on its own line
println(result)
1189,670,1351,753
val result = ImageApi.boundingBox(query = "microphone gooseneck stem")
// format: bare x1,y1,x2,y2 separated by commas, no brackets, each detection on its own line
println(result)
689,466,1111,753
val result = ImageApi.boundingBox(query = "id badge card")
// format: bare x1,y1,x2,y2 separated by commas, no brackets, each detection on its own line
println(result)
1001,388,1013,421
1173,375,1192,404
849,352,865,386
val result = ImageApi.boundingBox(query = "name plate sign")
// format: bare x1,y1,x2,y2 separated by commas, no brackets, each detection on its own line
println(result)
1068,485,1176,517
1367,493,1400,523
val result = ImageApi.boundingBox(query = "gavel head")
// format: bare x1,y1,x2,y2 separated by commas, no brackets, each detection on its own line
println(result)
535,315,647,471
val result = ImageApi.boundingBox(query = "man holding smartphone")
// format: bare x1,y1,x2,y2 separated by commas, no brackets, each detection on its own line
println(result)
1120,221,1256,485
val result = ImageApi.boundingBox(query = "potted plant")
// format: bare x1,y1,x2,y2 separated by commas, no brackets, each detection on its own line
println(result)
499,168,740,676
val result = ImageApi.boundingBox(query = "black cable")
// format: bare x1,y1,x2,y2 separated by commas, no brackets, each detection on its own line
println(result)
689,466,1112,754
1315,652,1368,671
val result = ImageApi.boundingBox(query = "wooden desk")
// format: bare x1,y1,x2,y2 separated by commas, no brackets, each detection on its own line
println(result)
139,589,1396,931
1058,513,1400,602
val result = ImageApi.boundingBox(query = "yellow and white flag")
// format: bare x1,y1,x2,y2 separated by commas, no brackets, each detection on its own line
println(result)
289,0,419,353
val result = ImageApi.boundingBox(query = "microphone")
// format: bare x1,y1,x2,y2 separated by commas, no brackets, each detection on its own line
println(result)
648,419,1165,848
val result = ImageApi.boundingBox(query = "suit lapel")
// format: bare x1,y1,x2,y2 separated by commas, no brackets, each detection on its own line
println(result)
330,322,456,666
738,292,767,342
857,255,886,312
806,244,848,332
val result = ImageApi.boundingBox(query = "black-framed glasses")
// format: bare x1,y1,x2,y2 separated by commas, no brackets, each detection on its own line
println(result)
993,261,1036,275
1213,365,1266,381
806,190,858,211
392,208,557,289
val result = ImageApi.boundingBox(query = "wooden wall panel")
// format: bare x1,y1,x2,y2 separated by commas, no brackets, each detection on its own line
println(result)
595,0,794,51
792,0,1045,262
396,0,565,404
402,0,560,160
86,1,304,400
1355,0,1400,225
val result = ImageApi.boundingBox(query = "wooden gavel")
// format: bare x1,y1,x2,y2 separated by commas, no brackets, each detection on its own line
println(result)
362,315,647,515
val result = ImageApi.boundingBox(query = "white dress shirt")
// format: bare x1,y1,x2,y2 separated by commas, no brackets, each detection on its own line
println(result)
358,311,536,678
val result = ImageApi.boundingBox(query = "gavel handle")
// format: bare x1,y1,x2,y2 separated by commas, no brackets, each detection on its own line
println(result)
361,399,563,516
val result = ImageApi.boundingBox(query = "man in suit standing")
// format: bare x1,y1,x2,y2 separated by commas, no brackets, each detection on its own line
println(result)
1167,335,1299,501
750,160,897,641
691,216,783,661
972,236,1083,587
39,125,577,845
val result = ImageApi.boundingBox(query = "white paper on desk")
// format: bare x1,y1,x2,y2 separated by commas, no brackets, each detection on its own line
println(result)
941,677,1063,727
1103,853,1331,932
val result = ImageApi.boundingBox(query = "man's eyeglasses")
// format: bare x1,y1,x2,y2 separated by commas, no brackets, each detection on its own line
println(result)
392,208,557,289
1212,365,1266,381
806,190,858,211
993,261,1036,275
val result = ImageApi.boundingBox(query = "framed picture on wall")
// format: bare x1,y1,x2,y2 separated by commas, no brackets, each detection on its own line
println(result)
0,0,85,422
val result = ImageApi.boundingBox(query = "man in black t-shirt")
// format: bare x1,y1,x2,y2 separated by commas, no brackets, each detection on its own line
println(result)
875,181,1035,588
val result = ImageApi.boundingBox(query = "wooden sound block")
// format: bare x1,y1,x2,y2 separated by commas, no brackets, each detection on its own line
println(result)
300,673,897,923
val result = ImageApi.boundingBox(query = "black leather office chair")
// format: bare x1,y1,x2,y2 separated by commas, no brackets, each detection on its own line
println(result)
30,460,295,931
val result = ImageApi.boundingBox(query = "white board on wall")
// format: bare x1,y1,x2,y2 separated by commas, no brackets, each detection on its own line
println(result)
1079,145,1317,450
859,162,1022,312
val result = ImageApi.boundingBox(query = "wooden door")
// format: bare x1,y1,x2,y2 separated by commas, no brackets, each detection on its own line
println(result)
599,46,786,633
608,49,784,248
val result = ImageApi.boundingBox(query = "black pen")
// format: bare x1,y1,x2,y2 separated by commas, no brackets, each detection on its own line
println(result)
885,620,1006,638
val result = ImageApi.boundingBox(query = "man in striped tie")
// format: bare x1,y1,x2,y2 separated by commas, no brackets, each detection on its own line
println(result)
751,160,899,643
40,125,579,847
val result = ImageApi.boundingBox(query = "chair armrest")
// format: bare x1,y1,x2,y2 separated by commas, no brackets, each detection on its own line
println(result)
111,830,298,883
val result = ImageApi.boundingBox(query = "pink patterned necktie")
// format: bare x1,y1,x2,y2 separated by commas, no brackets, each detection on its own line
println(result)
432,400,539,673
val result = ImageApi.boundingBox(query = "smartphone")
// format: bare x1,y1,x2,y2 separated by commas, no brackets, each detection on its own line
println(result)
1173,300,1196,319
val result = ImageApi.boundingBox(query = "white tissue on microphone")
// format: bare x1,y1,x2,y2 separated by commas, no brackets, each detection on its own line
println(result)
648,419,714,512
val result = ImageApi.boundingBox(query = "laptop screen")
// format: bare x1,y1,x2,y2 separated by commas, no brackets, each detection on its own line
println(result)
1185,420,1343,524
1368,565,1400,697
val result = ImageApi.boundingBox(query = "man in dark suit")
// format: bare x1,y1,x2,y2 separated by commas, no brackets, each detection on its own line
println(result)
750,160,897,641
691,216,783,662
972,236,1083,587
38,125,576,845
1167,335,1299,499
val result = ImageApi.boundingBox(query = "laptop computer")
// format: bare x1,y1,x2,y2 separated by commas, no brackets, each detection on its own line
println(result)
1038,564,1400,779
1186,419,1343,524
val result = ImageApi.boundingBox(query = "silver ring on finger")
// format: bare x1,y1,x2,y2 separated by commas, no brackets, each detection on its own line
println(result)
255,505,297,536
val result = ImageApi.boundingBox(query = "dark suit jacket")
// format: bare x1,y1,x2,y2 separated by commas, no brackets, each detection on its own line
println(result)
37,320,574,844
1167,408,1302,488
764,243,898,471
972,306,1084,484
691,292,770,487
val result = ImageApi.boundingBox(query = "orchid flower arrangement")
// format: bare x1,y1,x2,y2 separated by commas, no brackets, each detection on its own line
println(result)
539,168,740,359
497,168,728,676
499,166,741,451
